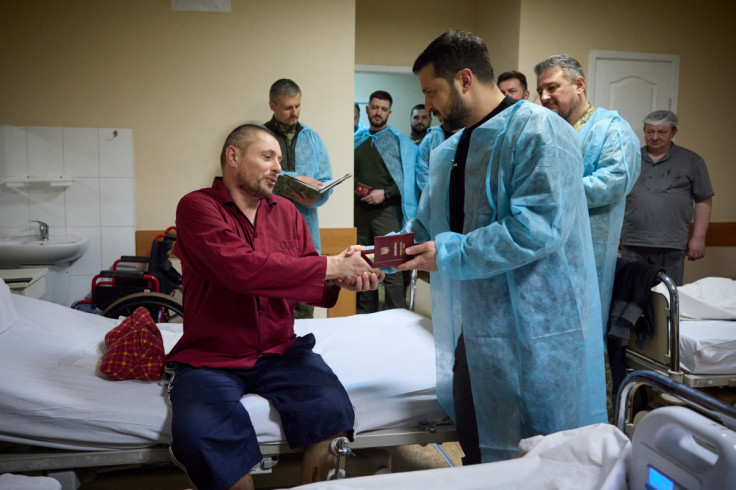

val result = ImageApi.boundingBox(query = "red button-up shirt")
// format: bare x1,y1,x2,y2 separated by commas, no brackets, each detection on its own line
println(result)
166,178,339,369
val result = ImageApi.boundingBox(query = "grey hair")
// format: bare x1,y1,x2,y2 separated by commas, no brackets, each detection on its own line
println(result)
643,110,678,127
269,79,301,104
533,54,584,82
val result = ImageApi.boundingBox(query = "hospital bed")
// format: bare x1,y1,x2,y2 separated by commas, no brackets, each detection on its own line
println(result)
0,278,455,486
293,370,736,489
626,275,736,389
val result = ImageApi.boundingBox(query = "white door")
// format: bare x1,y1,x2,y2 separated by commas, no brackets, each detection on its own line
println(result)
588,51,680,145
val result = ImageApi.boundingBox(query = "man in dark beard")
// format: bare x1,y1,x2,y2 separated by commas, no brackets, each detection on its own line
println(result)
395,29,607,464
439,83,470,132
353,91,420,313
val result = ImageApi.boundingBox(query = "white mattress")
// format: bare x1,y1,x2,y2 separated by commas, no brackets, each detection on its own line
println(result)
0,294,445,451
651,278,736,375
679,320,736,375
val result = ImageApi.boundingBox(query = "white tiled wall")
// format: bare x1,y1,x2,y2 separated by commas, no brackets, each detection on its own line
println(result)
0,126,135,305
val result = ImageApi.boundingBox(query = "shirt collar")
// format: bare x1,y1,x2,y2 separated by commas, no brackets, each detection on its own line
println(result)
643,143,676,165
268,116,302,136
369,126,390,135
573,102,596,132
211,177,233,203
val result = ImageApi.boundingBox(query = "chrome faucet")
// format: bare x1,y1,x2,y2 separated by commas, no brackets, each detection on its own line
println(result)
30,220,49,241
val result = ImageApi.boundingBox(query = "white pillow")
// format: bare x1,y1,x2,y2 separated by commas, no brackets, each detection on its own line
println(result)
0,279,18,334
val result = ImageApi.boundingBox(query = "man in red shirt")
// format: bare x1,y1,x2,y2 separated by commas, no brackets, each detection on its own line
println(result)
166,124,382,490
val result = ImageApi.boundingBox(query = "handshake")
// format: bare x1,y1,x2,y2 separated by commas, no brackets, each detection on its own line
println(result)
325,245,385,292
324,233,437,293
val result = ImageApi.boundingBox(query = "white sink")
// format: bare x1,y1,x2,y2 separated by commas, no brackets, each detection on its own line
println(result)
0,235,90,267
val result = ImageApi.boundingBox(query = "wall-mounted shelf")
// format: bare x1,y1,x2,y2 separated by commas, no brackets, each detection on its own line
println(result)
2,175,75,188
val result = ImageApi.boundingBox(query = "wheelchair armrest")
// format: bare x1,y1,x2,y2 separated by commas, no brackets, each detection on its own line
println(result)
100,269,146,279
119,255,150,263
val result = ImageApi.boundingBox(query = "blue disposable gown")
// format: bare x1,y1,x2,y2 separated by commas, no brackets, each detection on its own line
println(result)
416,126,446,192
354,126,420,223
405,101,607,462
276,125,333,254
579,109,640,327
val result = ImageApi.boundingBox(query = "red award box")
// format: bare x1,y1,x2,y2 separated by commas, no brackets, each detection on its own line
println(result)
354,182,372,197
361,233,415,267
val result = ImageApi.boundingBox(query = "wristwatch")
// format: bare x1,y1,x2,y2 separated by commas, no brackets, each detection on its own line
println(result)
384,190,392,199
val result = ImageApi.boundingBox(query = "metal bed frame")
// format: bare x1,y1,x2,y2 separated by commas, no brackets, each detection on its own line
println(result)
0,421,457,475
614,370,736,436
625,272,736,388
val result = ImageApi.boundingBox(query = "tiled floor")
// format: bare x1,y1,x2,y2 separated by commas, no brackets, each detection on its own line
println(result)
388,441,464,472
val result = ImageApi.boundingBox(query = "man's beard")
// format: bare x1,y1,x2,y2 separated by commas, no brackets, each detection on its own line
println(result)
239,173,272,200
442,85,471,131
412,123,427,134
549,98,577,124
371,115,387,127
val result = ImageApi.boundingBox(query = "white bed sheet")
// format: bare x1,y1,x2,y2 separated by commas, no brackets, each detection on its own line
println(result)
0,294,445,451
651,278,736,375
295,423,630,490
679,320,736,375
675,277,736,321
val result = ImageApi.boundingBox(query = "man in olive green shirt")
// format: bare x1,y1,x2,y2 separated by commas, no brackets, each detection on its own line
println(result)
353,90,419,313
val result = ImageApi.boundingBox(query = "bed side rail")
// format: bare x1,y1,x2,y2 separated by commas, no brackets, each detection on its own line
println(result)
659,272,680,372
626,271,682,378
614,370,736,437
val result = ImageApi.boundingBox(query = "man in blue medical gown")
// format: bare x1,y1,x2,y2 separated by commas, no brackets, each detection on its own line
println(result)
397,30,607,464
265,79,334,319
535,55,641,327
415,117,458,193
265,79,334,256
354,91,420,312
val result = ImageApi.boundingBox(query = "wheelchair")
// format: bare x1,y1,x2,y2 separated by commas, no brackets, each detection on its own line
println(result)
74,227,183,322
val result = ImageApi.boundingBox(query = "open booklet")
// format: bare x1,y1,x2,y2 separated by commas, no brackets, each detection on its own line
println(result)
273,173,351,199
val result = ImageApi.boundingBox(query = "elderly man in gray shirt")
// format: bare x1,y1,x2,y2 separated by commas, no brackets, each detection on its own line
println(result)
620,110,714,285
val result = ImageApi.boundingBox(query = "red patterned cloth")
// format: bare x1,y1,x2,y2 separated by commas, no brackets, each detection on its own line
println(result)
100,307,165,381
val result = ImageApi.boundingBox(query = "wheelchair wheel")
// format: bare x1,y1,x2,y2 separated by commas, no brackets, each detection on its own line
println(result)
101,292,183,323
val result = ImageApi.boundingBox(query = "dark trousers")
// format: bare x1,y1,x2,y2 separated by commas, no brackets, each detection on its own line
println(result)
354,203,406,313
167,334,354,489
453,333,481,465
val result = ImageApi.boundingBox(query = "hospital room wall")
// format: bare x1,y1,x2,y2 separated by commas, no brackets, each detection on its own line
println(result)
355,0,521,76
0,0,357,231
353,0,521,134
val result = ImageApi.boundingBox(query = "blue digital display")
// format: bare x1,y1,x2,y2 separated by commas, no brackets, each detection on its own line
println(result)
648,466,675,490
